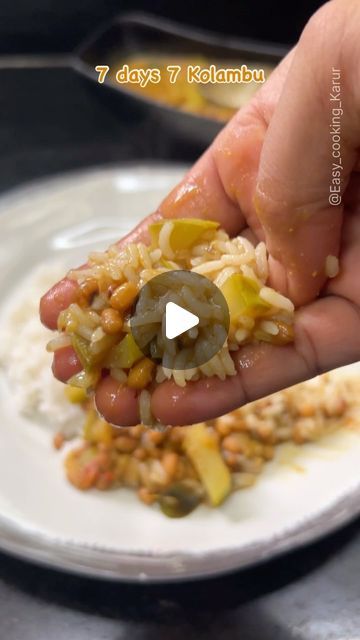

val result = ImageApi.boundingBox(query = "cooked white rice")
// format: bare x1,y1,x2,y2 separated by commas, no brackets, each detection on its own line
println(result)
0,264,83,436
325,254,340,278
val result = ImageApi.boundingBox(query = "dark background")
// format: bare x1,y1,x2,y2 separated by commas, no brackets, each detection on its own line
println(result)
0,0,325,54
0,0,328,194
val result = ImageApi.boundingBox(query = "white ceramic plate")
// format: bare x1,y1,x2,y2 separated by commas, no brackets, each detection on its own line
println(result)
0,164,359,582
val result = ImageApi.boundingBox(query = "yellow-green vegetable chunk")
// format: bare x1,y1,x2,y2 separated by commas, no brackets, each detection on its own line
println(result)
108,333,143,369
72,334,116,370
83,409,113,445
64,385,87,404
149,218,219,252
221,274,271,319
183,423,231,506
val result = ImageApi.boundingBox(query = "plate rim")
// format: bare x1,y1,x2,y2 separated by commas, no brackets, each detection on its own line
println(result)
0,163,359,582
0,485,358,582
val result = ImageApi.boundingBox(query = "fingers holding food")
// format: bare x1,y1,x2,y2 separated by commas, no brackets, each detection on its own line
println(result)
40,278,79,330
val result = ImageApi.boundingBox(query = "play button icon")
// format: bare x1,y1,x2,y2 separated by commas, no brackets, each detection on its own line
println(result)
165,302,199,340
130,270,230,370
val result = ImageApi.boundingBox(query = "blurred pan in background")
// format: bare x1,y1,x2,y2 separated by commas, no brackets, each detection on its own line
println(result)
74,12,288,146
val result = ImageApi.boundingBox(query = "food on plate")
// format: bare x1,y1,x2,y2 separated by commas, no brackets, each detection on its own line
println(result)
45,218,295,425
64,374,358,517
0,264,84,436
111,55,274,121
1,265,358,519
183,423,232,507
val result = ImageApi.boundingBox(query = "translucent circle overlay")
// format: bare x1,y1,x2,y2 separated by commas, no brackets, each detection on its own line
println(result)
130,270,230,370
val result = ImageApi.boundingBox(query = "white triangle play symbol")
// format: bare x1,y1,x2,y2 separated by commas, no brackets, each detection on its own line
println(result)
165,302,199,340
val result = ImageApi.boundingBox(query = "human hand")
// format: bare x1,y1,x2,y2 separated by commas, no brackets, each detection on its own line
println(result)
40,0,360,426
